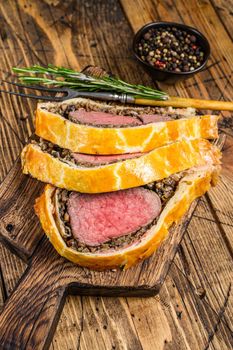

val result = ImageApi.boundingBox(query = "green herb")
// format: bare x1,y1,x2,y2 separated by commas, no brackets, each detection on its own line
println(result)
12,64,168,100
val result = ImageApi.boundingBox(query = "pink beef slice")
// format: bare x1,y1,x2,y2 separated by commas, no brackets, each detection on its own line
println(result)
67,188,162,246
69,109,172,126
72,152,144,165
69,109,142,126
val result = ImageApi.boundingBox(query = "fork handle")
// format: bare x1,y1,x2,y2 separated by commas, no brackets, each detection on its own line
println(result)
135,96,233,111
73,91,135,103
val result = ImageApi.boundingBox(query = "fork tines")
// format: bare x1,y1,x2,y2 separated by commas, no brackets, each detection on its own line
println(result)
0,79,63,101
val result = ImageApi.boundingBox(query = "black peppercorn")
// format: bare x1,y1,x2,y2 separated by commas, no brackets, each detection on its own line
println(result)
190,35,196,43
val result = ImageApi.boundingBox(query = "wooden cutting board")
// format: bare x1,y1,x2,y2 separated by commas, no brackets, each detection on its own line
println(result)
0,156,202,350
0,61,225,348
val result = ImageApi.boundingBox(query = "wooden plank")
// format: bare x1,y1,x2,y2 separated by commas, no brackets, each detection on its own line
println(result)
167,263,232,350
174,210,233,340
0,244,142,350
0,1,232,350
0,242,25,318
0,266,6,311
69,0,154,87
0,246,162,350
51,274,232,350
0,159,44,261
0,244,26,296
218,134,233,178
192,178,233,248
126,285,208,350
0,0,80,147
211,0,233,40
0,1,36,144
75,296,143,350
207,175,233,228
18,0,80,69
1,240,231,350
0,118,23,182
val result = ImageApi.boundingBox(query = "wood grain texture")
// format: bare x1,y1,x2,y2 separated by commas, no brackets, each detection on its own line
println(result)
0,194,199,349
0,0,232,349
0,159,44,261
0,117,23,182
211,0,233,41
0,244,26,296
175,217,233,346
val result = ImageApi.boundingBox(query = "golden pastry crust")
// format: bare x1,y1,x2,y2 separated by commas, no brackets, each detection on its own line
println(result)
35,98,219,154
21,139,221,193
34,165,220,270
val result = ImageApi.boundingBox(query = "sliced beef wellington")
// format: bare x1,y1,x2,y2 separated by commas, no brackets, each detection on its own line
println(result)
21,138,220,193
35,97,219,154
35,163,220,270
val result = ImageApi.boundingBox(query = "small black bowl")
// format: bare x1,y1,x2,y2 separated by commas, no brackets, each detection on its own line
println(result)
132,21,210,84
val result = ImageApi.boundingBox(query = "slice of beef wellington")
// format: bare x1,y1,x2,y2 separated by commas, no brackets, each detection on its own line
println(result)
34,163,221,270
21,138,221,193
35,97,219,154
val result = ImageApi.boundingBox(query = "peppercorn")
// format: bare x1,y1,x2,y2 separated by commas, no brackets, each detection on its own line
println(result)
144,32,151,40
136,26,205,73
190,35,196,43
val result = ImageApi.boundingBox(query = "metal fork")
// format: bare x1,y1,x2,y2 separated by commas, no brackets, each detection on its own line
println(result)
0,79,135,103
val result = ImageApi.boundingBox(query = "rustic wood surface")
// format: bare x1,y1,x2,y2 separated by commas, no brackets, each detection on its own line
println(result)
0,75,208,350
0,0,232,349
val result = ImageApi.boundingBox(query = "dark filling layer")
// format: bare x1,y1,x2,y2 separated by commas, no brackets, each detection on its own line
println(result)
43,100,190,128
32,138,144,167
55,173,183,253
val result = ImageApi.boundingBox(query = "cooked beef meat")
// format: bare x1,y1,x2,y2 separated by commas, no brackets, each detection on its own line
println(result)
67,188,161,246
71,151,144,165
54,173,182,253
69,109,173,127
69,109,142,126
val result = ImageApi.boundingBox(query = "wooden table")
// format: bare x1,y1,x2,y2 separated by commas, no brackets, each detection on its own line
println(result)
0,1,232,349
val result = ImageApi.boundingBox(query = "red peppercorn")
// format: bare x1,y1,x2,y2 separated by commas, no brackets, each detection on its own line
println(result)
155,60,163,67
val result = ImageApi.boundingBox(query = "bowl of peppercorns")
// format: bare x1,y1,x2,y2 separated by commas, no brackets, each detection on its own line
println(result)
133,22,210,84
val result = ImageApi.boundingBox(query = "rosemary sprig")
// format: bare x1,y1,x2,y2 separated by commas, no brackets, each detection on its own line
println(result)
12,65,169,100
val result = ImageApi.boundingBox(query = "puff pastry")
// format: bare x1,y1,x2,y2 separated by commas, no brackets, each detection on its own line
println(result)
22,138,220,193
35,98,219,154
35,164,220,269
